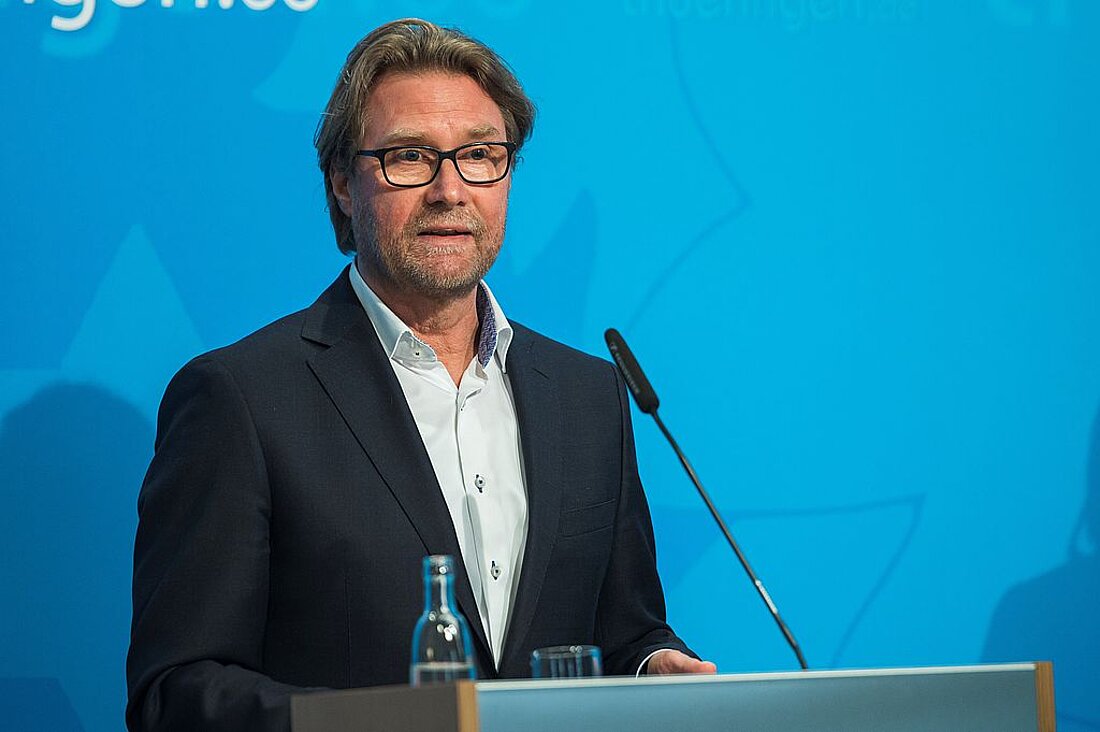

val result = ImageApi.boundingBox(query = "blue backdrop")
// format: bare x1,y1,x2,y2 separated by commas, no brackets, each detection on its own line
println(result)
2,1,1098,730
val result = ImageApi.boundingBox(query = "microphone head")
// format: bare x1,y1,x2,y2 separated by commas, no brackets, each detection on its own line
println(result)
604,328,660,414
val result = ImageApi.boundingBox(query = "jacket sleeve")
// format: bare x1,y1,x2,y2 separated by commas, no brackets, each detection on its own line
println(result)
594,363,698,675
126,355,317,732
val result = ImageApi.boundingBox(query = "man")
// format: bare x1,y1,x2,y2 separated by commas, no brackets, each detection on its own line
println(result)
126,18,713,731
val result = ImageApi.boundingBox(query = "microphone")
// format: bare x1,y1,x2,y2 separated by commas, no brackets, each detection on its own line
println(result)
604,328,809,671
605,328,660,414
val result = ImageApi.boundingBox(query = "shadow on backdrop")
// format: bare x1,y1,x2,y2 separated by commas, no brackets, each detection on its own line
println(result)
0,383,152,732
983,403,1100,731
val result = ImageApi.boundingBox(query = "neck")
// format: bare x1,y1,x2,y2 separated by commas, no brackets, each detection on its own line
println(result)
360,262,481,385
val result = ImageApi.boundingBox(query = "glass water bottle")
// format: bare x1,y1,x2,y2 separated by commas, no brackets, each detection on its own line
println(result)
410,554,476,686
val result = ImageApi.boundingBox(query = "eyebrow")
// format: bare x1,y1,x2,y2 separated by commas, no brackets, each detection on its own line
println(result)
377,124,504,147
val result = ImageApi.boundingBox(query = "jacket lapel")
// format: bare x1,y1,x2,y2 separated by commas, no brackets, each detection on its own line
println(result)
300,269,493,667
500,327,564,670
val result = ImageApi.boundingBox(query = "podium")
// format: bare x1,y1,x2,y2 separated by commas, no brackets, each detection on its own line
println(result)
291,662,1054,732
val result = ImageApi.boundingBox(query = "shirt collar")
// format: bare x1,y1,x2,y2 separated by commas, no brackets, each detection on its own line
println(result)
348,262,514,371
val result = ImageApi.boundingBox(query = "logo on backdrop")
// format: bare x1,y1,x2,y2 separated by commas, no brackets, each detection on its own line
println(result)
987,0,1070,26
621,0,925,29
21,0,318,33
621,0,1073,30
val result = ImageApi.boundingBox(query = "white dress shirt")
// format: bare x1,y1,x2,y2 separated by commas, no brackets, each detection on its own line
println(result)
349,264,528,667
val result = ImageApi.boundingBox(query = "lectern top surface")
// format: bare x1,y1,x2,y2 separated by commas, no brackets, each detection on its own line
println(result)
476,662,1043,692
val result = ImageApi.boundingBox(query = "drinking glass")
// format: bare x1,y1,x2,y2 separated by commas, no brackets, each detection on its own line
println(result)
530,645,603,678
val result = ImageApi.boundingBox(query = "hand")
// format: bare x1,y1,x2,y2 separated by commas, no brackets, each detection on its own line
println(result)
645,649,718,676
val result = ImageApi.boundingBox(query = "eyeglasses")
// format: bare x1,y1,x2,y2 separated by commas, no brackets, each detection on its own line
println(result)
356,141,517,188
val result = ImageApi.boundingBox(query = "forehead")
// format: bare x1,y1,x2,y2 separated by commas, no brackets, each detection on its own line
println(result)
362,71,507,146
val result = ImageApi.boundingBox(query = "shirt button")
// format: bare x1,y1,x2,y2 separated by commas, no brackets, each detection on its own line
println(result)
474,474,486,492
491,561,502,580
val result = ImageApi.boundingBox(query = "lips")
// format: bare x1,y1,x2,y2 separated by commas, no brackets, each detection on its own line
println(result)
409,210,483,240
418,227,472,236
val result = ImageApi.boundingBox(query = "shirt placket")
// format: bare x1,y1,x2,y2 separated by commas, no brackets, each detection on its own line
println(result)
464,374,514,664
455,365,502,655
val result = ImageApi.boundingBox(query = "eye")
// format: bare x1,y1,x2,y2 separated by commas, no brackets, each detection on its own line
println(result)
458,145,492,161
395,148,423,162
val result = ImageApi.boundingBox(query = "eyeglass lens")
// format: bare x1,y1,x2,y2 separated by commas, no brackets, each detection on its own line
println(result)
383,144,511,185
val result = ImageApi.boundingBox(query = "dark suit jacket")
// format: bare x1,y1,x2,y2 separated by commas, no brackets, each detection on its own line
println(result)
126,268,691,731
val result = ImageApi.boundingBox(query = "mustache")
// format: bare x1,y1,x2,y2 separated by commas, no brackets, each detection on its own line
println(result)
406,207,487,237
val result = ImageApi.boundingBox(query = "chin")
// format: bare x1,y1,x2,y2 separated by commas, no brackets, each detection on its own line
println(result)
408,253,497,292
401,266,486,297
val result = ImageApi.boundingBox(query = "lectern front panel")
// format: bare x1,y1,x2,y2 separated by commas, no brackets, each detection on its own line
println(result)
476,664,1048,732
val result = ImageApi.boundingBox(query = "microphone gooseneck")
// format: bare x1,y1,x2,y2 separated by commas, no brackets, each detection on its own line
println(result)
603,328,809,671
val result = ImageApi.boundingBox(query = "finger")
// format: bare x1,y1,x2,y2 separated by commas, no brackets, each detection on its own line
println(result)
676,657,716,673
665,654,717,674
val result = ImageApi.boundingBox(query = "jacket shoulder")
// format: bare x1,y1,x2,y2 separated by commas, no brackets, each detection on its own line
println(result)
509,322,615,378
203,308,312,367
181,267,358,377
160,307,321,413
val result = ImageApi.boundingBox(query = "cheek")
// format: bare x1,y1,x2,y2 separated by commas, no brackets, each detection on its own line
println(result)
368,193,418,234
481,190,510,229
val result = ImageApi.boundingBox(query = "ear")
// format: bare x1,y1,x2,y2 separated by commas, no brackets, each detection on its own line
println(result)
330,166,354,217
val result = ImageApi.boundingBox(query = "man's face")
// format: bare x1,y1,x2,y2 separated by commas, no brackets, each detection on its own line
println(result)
332,71,512,298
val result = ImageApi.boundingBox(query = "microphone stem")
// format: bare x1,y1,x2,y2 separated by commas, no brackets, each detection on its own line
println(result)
650,408,809,671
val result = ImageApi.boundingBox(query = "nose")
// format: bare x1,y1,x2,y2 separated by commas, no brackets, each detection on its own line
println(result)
424,158,467,207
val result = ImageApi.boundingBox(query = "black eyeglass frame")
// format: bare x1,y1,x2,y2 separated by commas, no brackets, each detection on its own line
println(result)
355,141,518,188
